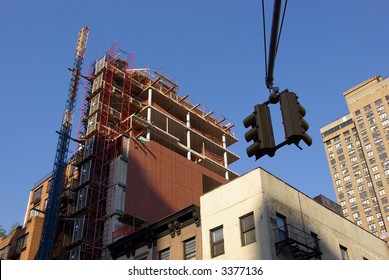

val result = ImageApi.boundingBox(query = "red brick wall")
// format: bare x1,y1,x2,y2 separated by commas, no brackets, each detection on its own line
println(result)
125,140,227,223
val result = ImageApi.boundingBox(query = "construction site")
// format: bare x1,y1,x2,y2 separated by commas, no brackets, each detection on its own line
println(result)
32,29,240,259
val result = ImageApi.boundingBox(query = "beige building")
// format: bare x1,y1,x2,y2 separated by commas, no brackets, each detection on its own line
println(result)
200,168,389,260
320,76,389,237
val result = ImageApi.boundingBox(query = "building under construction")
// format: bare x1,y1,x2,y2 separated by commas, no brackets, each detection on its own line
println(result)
52,43,239,259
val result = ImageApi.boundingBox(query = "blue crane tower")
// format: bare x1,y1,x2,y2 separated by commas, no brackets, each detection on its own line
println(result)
35,26,89,260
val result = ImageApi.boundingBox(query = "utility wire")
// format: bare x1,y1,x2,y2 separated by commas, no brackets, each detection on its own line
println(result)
261,0,268,79
275,0,288,58
261,0,288,91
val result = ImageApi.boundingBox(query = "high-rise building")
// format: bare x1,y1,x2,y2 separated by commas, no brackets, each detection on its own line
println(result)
50,43,239,260
320,76,389,237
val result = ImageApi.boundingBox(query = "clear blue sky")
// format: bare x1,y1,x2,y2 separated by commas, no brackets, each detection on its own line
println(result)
0,0,388,230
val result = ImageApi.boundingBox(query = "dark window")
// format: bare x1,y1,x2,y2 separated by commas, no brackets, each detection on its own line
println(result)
32,187,43,201
16,234,28,253
210,226,224,257
276,213,287,240
240,212,256,246
340,245,349,260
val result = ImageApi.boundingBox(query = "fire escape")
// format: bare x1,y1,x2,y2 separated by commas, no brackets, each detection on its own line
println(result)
274,224,322,260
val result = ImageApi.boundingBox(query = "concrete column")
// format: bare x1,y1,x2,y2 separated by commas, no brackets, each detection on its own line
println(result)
222,134,229,180
186,112,191,160
146,88,152,140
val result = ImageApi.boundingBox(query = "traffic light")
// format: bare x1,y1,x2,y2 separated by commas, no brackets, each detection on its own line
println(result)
243,104,276,160
279,91,312,147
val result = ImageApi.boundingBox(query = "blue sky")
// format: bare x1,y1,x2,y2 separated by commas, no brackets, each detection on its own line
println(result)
0,0,388,230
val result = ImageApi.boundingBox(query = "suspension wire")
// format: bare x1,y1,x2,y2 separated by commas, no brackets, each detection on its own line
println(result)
275,0,288,57
261,0,268,78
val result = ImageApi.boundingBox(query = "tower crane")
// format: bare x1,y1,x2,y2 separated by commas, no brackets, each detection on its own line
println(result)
35,26,89,259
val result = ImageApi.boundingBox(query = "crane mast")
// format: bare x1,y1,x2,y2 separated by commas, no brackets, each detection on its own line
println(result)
36,26,89,260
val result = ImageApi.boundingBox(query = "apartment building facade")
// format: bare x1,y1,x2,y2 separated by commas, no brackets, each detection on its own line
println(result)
0,174,51,259
200,168,389,260
320,76,389,237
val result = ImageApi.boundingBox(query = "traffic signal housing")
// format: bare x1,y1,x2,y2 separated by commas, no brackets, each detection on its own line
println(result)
243,104,276,160
279,91,312,148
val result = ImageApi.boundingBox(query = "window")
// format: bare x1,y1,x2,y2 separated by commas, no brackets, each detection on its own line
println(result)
184,238,196,260
349,197,356,203
16,234,29,253
368,223,377,231
240,212,256,246
375,99,382,106
350,204,358,212
72,215,85,242
360,192,368,199
159,248,170,260
377,145,385,153
32,187,43,201
275,213,287,241
69,245,81,260
29,204,40,219
340,245,349,260
76,187,89,211
364,207,372,214
379,189,386,196
210,226,224,257
379,153,387,160
0,245,10,260
361,199,369,206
